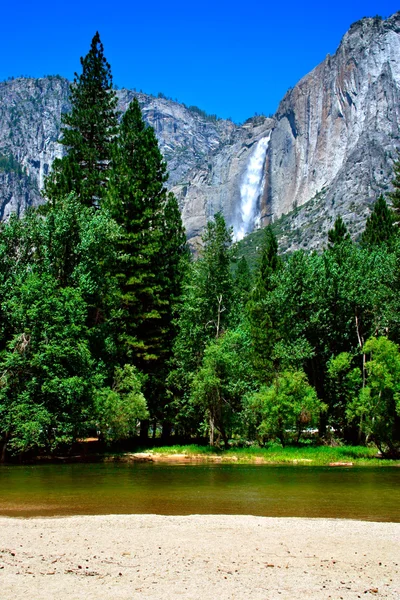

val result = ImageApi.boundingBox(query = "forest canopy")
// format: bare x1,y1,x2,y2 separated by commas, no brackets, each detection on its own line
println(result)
0,33,399,461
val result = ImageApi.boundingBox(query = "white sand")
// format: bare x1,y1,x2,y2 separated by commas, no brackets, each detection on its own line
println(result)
0,515,399,599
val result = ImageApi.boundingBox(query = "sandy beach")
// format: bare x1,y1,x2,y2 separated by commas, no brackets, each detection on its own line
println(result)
0,515,399,599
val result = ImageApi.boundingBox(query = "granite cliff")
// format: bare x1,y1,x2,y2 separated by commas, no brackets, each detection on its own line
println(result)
0,13,399,250
175,13,400,250
263,12,400,251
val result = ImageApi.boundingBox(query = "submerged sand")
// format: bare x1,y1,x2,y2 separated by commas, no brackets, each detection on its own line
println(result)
0,515,399,599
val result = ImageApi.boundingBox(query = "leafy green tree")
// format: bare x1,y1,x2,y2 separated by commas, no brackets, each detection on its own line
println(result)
107,99,184,366
347,337,400,456
361,195,394,248
327,352,362,438
0,272,101,457
172,213,233,370
168,213,233,435
255,225,281,295
95,365,148,441
190,327,254,446
248,371,326,446
0,196,122,460
44,32,118,207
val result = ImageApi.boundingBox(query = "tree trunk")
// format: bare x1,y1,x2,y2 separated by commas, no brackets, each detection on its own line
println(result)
209,415,215,446
161,422,172,443
355,313,365,387
1,432,10,464
140,419,150,443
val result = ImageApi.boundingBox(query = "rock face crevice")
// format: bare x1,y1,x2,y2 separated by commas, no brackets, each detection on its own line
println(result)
0,13,399,251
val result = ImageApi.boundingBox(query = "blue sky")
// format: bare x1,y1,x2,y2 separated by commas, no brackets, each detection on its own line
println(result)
2,1,398,122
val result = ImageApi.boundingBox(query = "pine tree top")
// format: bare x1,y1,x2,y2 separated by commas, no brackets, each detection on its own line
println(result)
44,32,118,207
328,215,351,248
361,195,395,248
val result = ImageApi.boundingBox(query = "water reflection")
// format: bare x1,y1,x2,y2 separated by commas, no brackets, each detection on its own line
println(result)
0,463,398,521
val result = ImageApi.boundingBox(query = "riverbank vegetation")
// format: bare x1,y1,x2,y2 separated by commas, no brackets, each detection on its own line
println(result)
0,33,400,462
133,444,398,466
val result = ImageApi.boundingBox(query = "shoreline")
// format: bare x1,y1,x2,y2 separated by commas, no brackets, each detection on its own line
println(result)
0,514,399,599
4,448,400,467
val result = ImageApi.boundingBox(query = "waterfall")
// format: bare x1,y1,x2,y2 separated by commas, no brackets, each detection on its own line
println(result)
234,133,271,241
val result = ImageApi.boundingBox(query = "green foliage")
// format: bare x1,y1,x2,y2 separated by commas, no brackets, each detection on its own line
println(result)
0,195,123,456
248,371,326,446
327,215,351,248
167,213,234,438
145,443,395,465
347,337,400,456
327,352,362,434
388,150,400,223
190,327,254,446
361,195,395,248
0,272,100,454
106,97,187,426
95,365,148,441
256,225,281,294
0,154,25,177
44,32,118,207
246,225,282,380
107,99,185,365
174,213,233,367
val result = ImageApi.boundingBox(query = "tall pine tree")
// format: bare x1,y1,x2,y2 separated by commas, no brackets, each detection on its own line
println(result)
246,225,281,380
44,32,118,207
106,98,187,431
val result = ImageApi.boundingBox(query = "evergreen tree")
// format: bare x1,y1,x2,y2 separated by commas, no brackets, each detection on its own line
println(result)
106,98,187,432
168,213,233,437
246,225,281,380
256,225,281,294
107,98,185,368
361,195,395,248
200,212,234,339
44,32,118,207
170,214,233,378
328,215,351,248
232,255,252,321
388,151,400,223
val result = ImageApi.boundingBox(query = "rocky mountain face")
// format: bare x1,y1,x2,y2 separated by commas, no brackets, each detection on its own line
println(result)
0,12,399,251
0,77,237,222
263,13,400,251
175,13,400,250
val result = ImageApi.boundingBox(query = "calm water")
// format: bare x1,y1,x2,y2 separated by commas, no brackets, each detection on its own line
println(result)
0,463,399,521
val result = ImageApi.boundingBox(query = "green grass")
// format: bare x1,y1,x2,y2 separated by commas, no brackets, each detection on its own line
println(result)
146,444,216,455
143,443,399,466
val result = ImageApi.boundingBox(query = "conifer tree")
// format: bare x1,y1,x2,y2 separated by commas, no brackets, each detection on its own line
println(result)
246,225,282,380
106,98,187,430
253,225,281,298
361,195,394,248
44,32,118,207
388,151,400,223
328,215,351,248
233,255,252,317
172,213,233,376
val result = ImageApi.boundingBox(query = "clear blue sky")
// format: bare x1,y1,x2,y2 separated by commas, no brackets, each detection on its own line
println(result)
1,1,398,122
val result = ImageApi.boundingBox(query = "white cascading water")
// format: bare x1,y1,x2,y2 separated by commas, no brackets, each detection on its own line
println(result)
234,133,271,241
